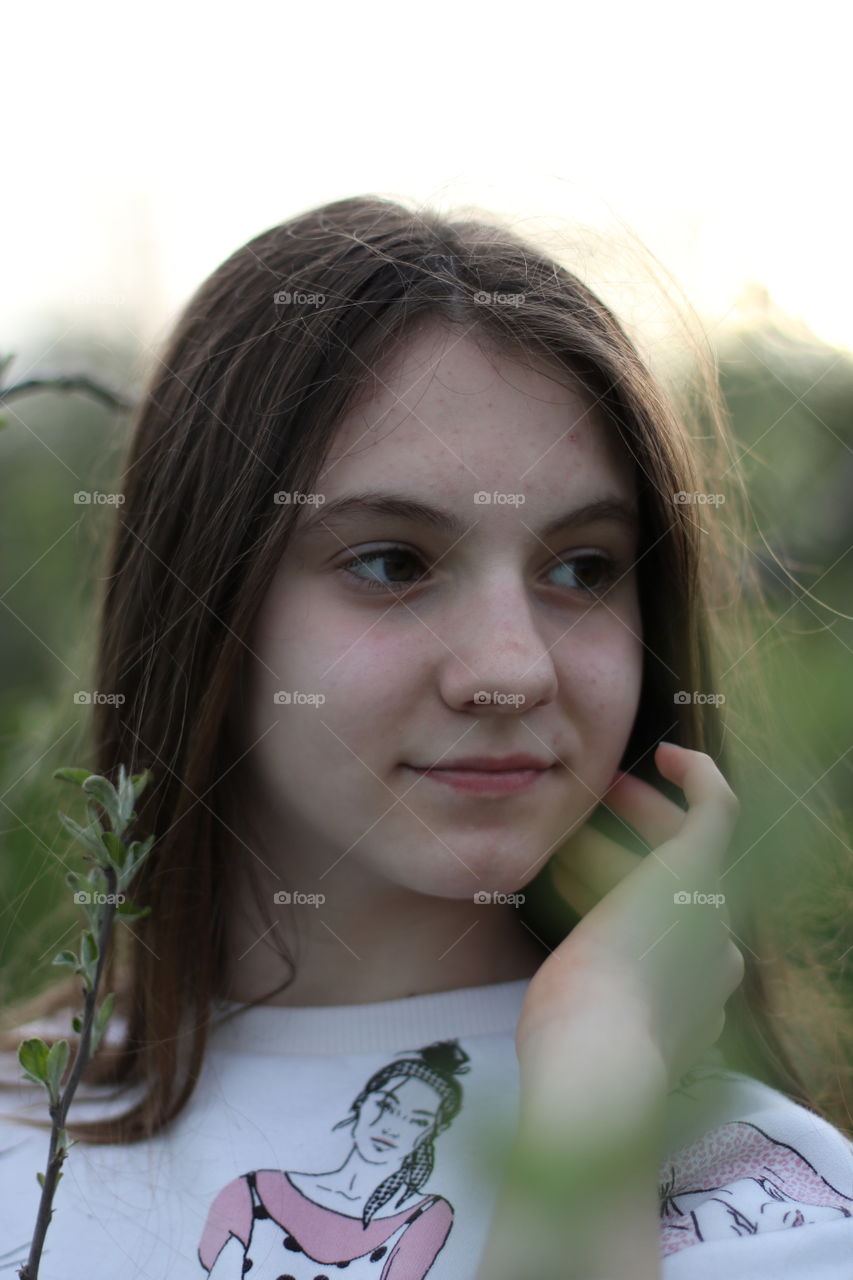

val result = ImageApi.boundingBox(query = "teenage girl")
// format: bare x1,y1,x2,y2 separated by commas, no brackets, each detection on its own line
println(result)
2,194,851,1280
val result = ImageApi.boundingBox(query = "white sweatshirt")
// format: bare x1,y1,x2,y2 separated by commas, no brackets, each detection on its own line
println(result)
1,978,851,1278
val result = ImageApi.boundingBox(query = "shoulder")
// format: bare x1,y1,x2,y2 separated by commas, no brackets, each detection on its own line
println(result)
664,1053,853,1175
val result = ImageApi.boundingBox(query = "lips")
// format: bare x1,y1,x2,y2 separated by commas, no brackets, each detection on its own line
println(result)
411,753,554,772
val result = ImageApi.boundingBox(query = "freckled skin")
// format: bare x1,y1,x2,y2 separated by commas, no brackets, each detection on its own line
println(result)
224,321,645,1005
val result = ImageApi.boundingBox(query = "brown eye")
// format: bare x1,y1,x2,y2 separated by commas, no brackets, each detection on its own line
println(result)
341,547,427,593
548,553,617,594
338,545,622,597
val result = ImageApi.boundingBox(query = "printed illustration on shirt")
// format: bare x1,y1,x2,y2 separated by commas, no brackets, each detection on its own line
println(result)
658,1118,852,1255
198,1039,470,1278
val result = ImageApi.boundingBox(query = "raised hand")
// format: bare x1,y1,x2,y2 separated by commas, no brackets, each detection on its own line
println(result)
517,742,745,1091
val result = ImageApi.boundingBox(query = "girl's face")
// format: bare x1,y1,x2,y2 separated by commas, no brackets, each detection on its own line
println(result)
242,321,644,902
353,1075,440,1167
677,1176,851,1237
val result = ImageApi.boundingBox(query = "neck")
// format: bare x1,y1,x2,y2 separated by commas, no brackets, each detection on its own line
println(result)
218,870,546,1008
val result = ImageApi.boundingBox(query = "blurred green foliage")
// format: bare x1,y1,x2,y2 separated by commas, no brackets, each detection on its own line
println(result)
1,316,851,1009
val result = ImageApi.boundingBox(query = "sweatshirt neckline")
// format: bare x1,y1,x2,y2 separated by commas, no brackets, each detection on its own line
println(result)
208,977,530,1056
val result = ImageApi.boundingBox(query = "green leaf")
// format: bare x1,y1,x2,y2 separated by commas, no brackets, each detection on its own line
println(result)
54,767,96,787
36,1171,45,1189
46,1040,70,1101
117,764,136,828
87,864,107,896
117,835,155,892
95,991,115,1033
84,801,105,837
131,770,153,802
100,830,126,868
52,950,80,970
58,810,106,859
71,1013,83,1034
82,775,122,832
80,930,99,972
18,1038,50,1084
91,991,116,1052
114,899,151,922
78,930,99,990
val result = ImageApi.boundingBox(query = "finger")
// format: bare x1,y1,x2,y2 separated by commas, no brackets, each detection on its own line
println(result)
651,744,740,879
671,1009,728,1086
602,768,688,850
547,859,599,917
550,823,643,903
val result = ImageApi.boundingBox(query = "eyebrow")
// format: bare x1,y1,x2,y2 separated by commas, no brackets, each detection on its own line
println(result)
294,491,639,541
380,1089,436,1118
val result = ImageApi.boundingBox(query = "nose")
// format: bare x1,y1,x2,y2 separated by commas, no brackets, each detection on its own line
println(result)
436,571,558,713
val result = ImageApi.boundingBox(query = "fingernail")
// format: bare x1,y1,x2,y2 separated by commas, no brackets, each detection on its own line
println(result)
657,740,679,749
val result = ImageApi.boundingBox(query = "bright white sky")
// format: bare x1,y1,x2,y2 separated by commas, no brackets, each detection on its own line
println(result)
4,0,851,370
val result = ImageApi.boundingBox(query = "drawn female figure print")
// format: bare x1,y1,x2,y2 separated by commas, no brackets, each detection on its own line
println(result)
658,1119,853,1256
199,1040,469,1277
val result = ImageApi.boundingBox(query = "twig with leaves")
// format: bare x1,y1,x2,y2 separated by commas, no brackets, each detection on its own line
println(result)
16,764,156,1280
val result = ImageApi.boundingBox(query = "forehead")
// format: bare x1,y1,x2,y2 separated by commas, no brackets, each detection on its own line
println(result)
318,320,634,499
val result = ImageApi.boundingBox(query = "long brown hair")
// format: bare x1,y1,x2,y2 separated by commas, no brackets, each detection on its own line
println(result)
4,195,851,1143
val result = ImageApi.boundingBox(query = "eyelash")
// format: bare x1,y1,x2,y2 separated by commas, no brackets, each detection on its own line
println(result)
338,544,622,598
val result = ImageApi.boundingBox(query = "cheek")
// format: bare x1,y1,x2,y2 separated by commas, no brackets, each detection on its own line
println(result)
248,588,422,757
557,622,643,725
554,631,642,805
257,584,419,688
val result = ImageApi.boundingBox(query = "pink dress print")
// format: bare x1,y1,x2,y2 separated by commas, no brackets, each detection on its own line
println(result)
199,1169,452,1278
